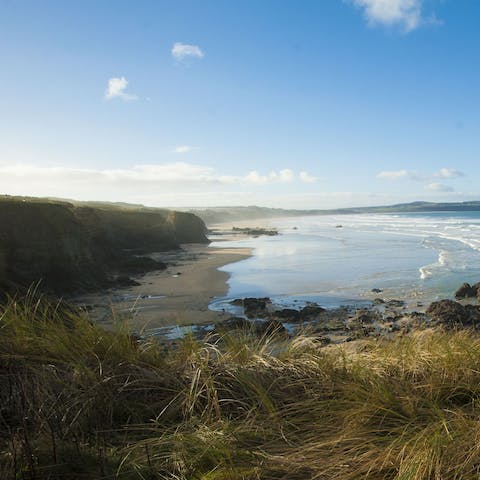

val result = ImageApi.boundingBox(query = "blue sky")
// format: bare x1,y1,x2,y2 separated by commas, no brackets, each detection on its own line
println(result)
0,0,479,208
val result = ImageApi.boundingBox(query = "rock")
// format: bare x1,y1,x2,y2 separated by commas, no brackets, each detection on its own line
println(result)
230,298,244,306
426,300,480,328
300,304,325,318
242,297,270,318
371,288,383,293
387,299,405,308
373,298,385,305
465,305,480,326
232,227,279,236
215,317,286,336
275,308,301,321
455,282,477,299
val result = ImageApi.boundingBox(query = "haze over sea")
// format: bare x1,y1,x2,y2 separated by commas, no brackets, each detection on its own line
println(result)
211,211,480,310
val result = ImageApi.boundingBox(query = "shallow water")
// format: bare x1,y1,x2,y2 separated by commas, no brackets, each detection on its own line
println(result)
210,212,480,311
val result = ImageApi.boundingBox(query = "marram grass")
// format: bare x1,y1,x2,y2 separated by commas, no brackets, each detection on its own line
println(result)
1,296,480,478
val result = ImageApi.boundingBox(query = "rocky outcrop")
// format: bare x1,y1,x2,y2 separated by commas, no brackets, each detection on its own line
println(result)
0,198,208,295
231,298,271,318
215,317,287,336
426,300,480,328
231,297,326,323
454,282,478,299
232,227,279,237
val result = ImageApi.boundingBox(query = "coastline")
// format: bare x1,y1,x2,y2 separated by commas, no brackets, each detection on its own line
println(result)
74,242,252,331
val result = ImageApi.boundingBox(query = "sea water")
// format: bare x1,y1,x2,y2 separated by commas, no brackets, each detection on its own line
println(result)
210,211,480,310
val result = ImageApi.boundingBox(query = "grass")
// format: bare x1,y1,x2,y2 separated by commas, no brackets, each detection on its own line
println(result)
1,296,480,478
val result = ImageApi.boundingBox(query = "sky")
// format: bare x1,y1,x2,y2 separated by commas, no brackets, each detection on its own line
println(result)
1,0,479,209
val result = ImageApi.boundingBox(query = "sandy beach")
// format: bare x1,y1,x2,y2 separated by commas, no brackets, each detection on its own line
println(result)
75,243,252,331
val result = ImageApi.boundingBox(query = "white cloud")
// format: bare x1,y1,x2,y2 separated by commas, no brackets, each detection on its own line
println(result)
352,0,428,32
424,182,454,193
376,169,421,180
377,167,466,184
171,42,204,61
299,171,318,183
244,169,296,185
436,168,465,178
2,161,475,209
173,146,194,154
105,77,137,101
0,163,316,189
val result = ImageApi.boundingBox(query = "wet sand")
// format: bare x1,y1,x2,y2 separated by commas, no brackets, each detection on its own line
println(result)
75,243,251,331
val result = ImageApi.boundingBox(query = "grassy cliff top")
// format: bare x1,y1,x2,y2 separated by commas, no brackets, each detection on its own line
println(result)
2,295,480,479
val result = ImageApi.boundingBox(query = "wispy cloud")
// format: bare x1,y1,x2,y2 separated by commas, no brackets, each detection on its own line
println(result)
171,42,204,62
173,146,194,154
105,77,137,101
244,169,295,185
351,0,439,33
376,169,422,180
424,182,454,192
377,167,466,182
435,168,465,179
299,171,318,183
0,163,317,188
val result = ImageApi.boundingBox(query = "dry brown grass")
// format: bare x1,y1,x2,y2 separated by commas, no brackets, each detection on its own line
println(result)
2,295,480,479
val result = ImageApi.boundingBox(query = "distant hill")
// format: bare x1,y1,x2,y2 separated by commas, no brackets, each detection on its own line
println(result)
187,201,480,225
0,196,208,295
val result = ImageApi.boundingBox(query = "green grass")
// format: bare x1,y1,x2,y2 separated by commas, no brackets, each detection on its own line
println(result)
2,296,480,479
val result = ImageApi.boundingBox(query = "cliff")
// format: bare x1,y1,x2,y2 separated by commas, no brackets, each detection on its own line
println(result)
0,197,208,294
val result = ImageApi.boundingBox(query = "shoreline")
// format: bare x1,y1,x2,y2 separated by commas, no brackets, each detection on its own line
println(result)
72,217,480,342
74,242,252,331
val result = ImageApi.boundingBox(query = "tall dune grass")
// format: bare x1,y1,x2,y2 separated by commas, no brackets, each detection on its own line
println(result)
1,295,480,479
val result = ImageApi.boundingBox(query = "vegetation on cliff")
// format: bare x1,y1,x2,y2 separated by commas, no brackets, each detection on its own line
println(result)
3,295,480,479
0,196,208,294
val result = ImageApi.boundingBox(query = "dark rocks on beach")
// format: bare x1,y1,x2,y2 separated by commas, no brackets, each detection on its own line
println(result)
274,305,325,322
454,282,478,299
232,227,279,237
300,304,326,318
238,297,271,318
230,298,244,306
371,288,383,293
231,298,325,322
426,299,480,328
276,308,301,321
215,316,287,336
387,299,405,308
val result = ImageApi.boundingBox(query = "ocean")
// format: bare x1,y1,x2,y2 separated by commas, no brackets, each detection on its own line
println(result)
210,211,480,311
